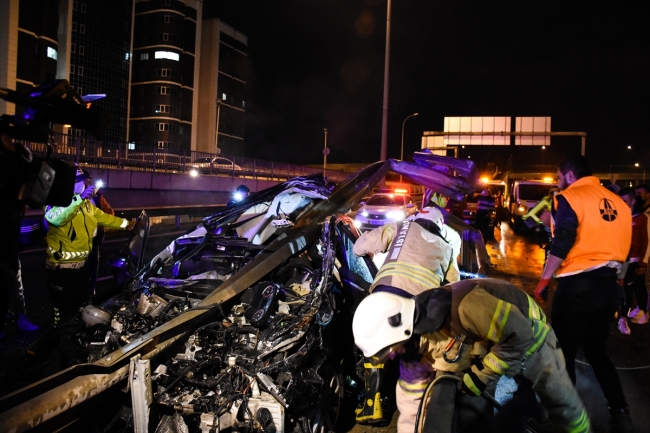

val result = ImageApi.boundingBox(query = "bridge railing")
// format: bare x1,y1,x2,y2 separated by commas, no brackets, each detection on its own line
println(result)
22,133,351,183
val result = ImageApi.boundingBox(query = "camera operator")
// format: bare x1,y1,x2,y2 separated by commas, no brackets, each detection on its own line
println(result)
0,133,31,335
44,165,131,326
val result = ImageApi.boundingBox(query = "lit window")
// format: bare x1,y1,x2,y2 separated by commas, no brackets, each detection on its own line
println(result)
125,52,130,60
47,47,57,60
140,53,149,60
222,93,226,101
128,142,136,150
154,51,179,61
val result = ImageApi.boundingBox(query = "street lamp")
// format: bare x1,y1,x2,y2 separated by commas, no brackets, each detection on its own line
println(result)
323,128,329,175
400,112,418,182
541,145,546,167
215,99,222,155
635,162,645,183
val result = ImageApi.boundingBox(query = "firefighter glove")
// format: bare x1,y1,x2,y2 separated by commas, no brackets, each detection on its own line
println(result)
534,278,551,303
459,371,486,396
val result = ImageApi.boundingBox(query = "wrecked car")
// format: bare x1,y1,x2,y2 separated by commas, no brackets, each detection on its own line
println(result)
0,155,484,432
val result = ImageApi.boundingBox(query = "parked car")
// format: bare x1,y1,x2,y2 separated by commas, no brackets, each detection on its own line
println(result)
189,156,242,172
354,192,418,231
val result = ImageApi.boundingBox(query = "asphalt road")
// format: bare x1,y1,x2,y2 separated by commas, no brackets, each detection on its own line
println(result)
2,221,649,432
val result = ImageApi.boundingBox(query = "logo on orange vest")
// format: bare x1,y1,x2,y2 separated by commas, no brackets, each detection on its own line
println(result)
599,198,618,222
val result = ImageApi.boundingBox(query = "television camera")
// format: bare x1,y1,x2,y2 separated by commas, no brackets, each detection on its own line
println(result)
0,79,109,208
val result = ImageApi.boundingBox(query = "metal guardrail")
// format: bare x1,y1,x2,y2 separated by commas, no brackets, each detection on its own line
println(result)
21,133,351,183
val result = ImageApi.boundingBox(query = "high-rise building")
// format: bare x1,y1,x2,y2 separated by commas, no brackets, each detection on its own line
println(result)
59,0,134,144
0,0,60,117
196,18,247,156
1,0,246,154
129,0,202,151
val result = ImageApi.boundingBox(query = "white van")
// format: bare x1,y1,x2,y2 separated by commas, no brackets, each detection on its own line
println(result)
508,180,559,224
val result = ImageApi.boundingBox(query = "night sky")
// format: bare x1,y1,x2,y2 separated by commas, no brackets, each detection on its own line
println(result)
205,1,649,172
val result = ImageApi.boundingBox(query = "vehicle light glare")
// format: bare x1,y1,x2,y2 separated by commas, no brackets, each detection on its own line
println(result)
480,176,490,184
353,220,361,228
95,180,103,189
543,177,554,183
518,205,527,212
394,188,408,194
233,192,244,201
189,169,198,177
361,211,369,217
387,210,406,220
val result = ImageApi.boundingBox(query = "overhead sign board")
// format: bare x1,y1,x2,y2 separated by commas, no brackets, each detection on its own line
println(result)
443,117,511,145
515,117,551,145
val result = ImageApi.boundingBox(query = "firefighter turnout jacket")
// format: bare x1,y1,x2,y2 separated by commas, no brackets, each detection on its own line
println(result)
45,194,128,264
414,278,590,433
353,219,453,295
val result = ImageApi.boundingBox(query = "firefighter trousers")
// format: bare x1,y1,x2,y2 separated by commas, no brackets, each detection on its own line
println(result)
523,331,591,433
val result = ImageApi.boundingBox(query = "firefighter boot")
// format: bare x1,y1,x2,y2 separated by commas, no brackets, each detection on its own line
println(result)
356,361,384,424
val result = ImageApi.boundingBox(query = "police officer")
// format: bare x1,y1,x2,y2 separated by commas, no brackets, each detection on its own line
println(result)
44,166,131,325
354,279,591,433
535,155,633,433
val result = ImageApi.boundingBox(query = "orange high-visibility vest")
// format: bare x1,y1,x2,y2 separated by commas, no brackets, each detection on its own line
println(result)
552,176,631,277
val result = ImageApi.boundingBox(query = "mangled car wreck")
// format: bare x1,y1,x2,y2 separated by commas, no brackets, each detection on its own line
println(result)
0,154,484,433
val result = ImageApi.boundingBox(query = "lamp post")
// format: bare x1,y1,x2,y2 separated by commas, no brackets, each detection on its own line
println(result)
635,162,645,183
628,145,632,166
215,99,222,155
323,128,329,176
400,113,418,182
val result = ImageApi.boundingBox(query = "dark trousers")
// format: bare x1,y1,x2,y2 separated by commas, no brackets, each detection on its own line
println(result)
86,232,104,300
46,265,90,324
550,270,628,409
624,264,648,313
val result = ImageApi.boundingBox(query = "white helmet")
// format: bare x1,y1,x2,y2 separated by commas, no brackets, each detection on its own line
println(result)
415,206,444,230
353,292,415,358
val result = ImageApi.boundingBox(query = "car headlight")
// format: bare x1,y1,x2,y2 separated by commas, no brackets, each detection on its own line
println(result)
353,220,361,228
360,210,369,217
387,210,406,221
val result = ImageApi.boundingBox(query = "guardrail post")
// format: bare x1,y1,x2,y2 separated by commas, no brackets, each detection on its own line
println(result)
152,145,156,172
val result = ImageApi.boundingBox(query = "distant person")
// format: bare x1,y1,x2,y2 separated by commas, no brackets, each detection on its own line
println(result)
83,170,116,302
44,165,131,325
616,187,649,334
227,184,250,206
535,155,634,432
475,189,495,241
634,184,650,213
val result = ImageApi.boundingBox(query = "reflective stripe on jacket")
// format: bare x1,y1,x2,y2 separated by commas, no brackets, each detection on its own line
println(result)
44,194,128,264
441,279,550,385
552,176,631,277
353,220,453,296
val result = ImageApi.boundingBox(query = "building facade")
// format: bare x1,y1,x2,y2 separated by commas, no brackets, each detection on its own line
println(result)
129,0,202,151
0,0,59,116
196,18,247,156
61,0,134,144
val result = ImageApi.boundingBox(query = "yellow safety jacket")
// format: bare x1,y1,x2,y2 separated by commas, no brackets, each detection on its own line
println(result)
552,176,631,277
353,220,453,296
45,194,128,264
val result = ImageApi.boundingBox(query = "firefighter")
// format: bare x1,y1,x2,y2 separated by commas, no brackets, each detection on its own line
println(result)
352,206,453,424
353,278,591,433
